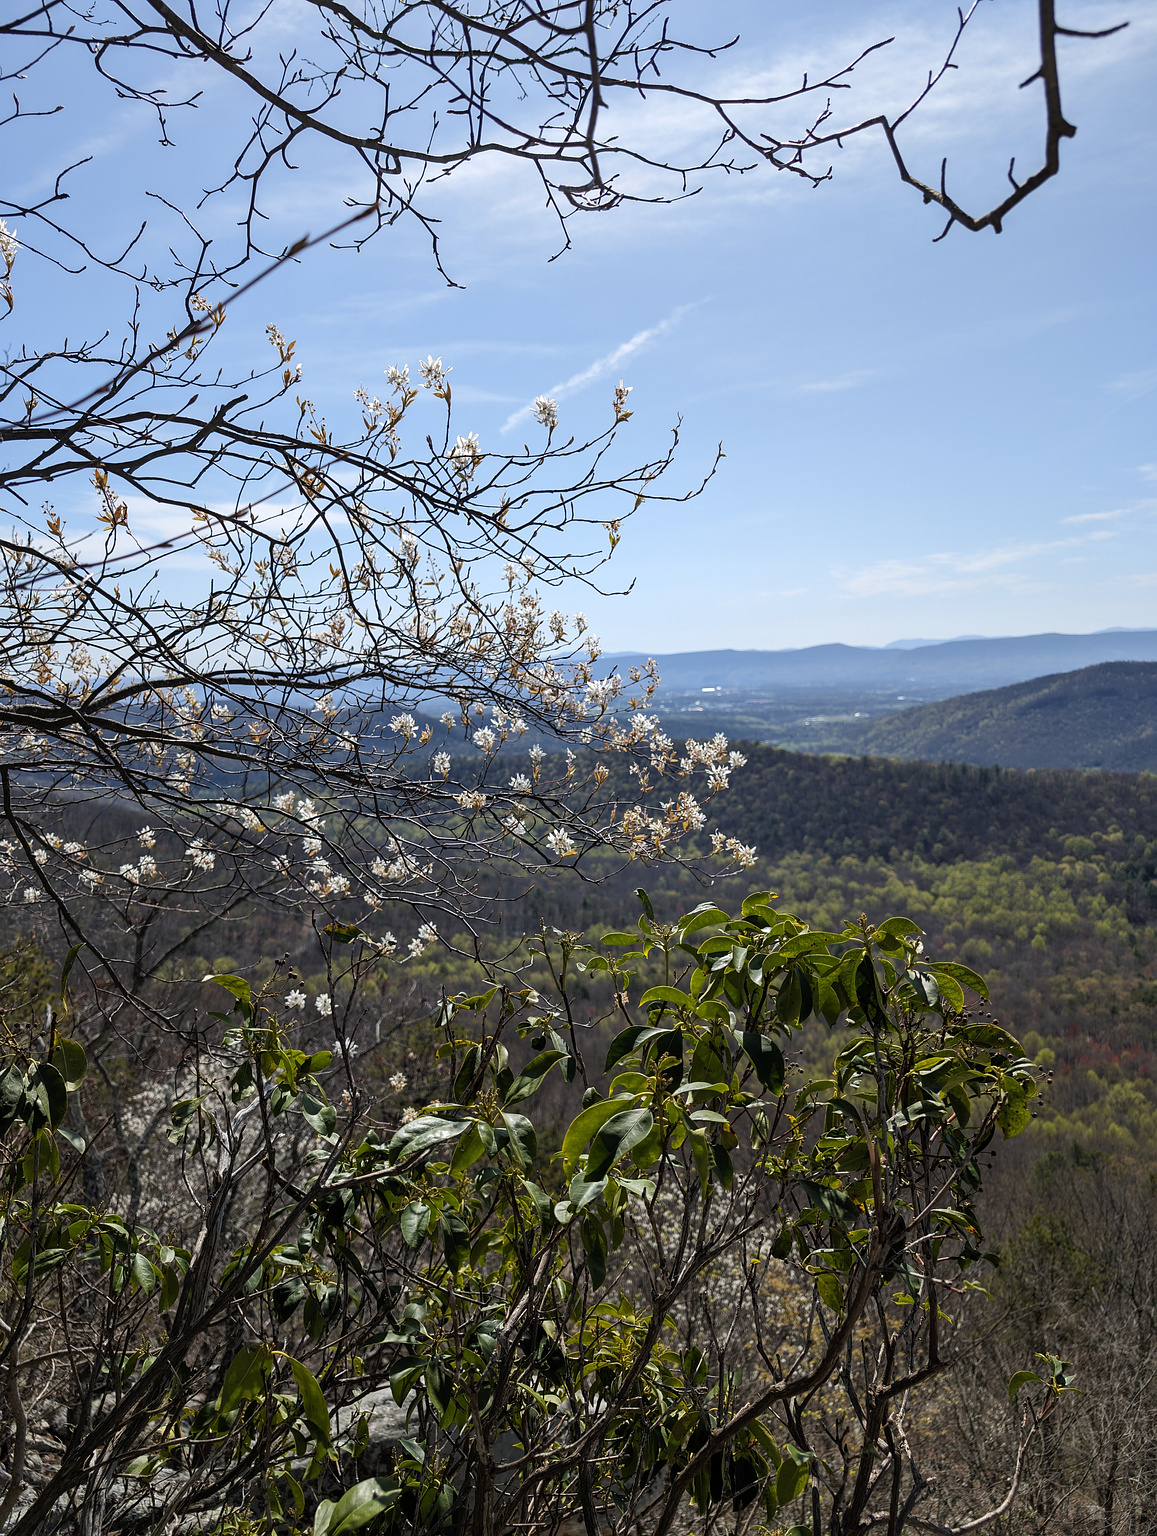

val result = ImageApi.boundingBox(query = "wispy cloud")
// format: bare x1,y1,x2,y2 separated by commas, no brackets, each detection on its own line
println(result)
500,304,699,433
1062,508,1127,524
797,369,879,395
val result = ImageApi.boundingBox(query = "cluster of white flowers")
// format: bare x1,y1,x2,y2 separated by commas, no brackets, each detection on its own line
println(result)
23,887,44,903
419,355,449,392
33,848,48,866
503,814,525,834
545,826,577,858
709,832,759,868
472,727,496,752
389,1071,407,1091
63,841,86,858
332,1036,359,1058
273,791,295,813
210,702,232,721
456,790,487,812
316,994,333,1017
432,751,451,778
138,826,157,850
184,839,216,872
440,711,457,728
0,219,18,276
529,745,546,764
390,713,416,740
449,432,481,481
508,773,532,793
533,395,558,431
285,989,306,1009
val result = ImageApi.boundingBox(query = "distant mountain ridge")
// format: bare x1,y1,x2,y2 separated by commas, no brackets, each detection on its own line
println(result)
608,629,1157,696
792,662,1157,772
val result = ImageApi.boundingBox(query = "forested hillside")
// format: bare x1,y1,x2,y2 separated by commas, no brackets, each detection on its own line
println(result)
780,661,1157,769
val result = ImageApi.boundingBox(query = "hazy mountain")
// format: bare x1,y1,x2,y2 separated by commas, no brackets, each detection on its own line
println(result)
607,629,1157,696
787,662,1157,771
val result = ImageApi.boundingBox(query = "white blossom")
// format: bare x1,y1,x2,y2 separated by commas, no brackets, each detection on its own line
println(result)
315,994,333,1017
78,869,101,889
376,933,398,955
456,790,487,811
390,713,416,740
184,839,216,872
546,827,576,857
332,1036,359,1058
419,355,449,391
273,791,295,813
33,848,48,865
450,432,480,480
285,990,306,1009
389,1072,407,1091
303,837,323,857
472,727,496,752
533,395,558,430
509,773,532,793
440,711,456,728
528,745,546,764
63,841,85,857
401,1106,419,1124
432,751,451,777
138,826,156,849
23,887,43,903
418,922,438,945
385,363,410,391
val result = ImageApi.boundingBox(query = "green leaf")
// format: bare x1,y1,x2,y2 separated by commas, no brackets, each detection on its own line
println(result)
400,1201,431,1248
289,1357,332,1446
218,1346,272,1415
635,887,655,920
449,1124,486,1175
586,1107,654,1182
639,986,695,1012
601,932,639,947
50,1037,87,1092
0,1066,26,1137
562,1098,639,1176
202,973,252,1010
323,922,363,944
815,1272,844,1312
439,1211,471,1274
996,1088,1031,1139
502,1049,565,1107
58,942,84,1012
799,1179,860,1227
499,1110,537,1168
776,1454,811,1506
928,961,990,1002
27,1063,67,1131
1008,1369,1041,1403
386,1115,470,1160
130,1252,156,1294
301,1094,338,1136
320,1477,402,1536
737,1031,785,1095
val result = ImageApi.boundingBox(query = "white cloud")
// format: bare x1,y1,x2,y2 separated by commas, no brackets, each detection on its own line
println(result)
1062,508,1127,524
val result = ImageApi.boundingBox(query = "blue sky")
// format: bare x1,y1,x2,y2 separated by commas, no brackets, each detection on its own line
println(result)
11,0,1156,653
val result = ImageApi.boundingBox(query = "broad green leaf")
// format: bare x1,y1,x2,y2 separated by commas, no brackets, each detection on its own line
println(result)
301,1093,338,1136
815,1272,843,1312
502,1049,565,1107
639,986,695,1012
386,1115,470,1160
449,1124,486,1175
323,922,363,944
289,1357,332,1446
586,1108,653,1182
27,1063,67,1131
996,1089,1031,1139
927,961,990,1002
130,1253,156,1294
400,1201,431,1248
635,887,655,920
562,1098,638,1176
320,1477,402,1536
202,973,252,1010
439,1211,471,1274
218,1346,272,1415
52,1036,87,1091
1008,1369,1041,1403
737,1031,785,1095
499,1111,537,1168
776,1454,811,1506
